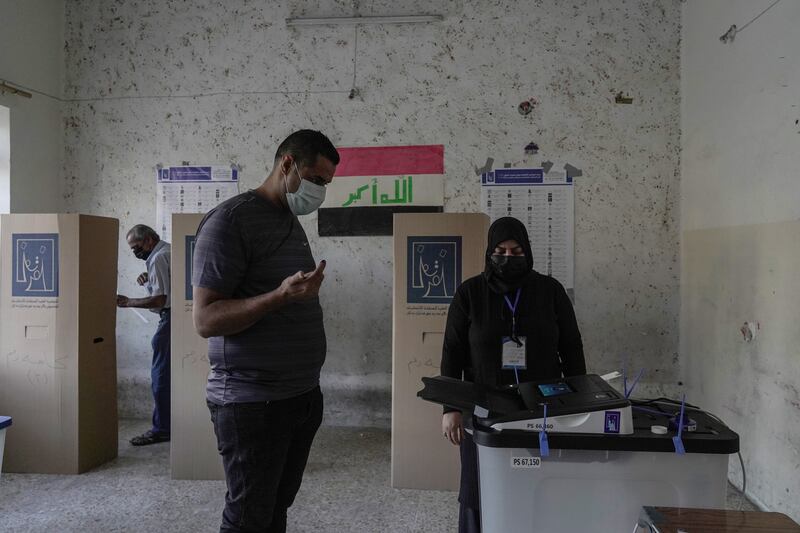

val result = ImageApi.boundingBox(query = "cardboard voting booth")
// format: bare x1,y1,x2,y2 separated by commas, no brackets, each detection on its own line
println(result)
391,212,490,489
170,213,224,480
0,214,119,474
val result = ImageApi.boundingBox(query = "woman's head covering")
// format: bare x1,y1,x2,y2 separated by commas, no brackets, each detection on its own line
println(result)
483,217,534,293
485,217,533,270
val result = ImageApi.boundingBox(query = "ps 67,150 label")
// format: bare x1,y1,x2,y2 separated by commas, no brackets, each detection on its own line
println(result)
511,456,541,468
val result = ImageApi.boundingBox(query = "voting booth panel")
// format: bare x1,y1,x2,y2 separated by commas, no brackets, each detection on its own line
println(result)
0,214,119,474
391,212,490,490
170,213,224,480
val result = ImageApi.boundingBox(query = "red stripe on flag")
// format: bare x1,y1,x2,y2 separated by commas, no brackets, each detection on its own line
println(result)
335,145,444,177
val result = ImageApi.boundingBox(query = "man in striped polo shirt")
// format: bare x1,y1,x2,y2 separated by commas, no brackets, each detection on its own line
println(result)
117,224,172,447
192,130,338,533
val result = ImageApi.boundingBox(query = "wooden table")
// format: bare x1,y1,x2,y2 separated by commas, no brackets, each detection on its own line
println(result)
637,506,800,532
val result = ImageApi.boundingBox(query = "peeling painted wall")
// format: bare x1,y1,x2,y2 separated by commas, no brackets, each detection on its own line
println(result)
61,0,682,426
681,0,800,521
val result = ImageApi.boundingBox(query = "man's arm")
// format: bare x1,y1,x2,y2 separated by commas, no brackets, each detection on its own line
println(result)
117,294,167,309
193,260,326,339
118,252,170,309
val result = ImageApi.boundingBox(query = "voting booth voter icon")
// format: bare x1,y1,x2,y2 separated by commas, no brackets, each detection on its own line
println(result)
12,234,59,298
407,236,462,304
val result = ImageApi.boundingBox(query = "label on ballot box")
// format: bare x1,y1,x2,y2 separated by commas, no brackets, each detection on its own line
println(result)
511,456,541,469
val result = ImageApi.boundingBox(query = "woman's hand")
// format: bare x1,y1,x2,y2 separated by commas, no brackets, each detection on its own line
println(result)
442,411,463,446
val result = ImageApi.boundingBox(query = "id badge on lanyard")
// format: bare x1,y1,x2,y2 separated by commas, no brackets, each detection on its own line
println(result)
501,288,526,370
502,336,527,369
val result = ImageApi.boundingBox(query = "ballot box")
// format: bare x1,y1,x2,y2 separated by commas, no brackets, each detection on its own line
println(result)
0,214,119,474
472,408,739,533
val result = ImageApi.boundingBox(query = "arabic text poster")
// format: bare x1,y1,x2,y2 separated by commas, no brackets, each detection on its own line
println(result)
406,236,462,305
12,233,59,298
318,145,445,237
156,166,239,241
480,168,574,290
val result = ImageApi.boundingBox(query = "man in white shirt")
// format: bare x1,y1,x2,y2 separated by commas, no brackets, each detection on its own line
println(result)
117,224,172,446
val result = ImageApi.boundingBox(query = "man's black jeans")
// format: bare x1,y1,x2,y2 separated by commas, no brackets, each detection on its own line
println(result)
208,386,323,533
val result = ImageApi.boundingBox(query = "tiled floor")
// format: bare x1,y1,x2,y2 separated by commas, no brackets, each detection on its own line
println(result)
0,419,755,532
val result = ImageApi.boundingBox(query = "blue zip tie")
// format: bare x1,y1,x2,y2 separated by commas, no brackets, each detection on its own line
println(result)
621,362,633,397
539,403,550,457
673,394,686,455
513,365,520,385
625,368,645,399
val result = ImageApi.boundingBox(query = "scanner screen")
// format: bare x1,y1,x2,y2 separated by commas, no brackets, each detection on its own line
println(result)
538,383,573,397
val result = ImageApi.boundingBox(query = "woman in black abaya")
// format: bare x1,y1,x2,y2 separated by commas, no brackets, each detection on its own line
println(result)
440,216,587,532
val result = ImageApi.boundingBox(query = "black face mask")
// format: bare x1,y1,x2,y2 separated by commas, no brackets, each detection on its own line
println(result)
490,255,529,282
133,246,151,261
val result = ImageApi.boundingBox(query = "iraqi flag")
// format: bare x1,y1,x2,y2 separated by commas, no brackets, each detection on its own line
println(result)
318,145,444,236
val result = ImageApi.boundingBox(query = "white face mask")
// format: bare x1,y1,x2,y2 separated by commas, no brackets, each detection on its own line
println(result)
285,162,326,215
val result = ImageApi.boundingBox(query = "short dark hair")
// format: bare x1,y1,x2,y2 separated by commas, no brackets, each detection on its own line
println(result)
127,224,160,243
274,129,340,168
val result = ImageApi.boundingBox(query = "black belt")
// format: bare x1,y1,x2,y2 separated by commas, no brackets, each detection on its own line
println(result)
159,308,171,317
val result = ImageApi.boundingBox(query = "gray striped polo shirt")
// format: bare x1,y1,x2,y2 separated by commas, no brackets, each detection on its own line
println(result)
192,191,326,405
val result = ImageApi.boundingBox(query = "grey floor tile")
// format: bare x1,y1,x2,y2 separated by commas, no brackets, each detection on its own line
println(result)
0,419,756,532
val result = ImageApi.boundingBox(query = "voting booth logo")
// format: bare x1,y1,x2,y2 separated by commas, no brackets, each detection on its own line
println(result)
12,234,59,298
185,235,196,301
407,237,462,304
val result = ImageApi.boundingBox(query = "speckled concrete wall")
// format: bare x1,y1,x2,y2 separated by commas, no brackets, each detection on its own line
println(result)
62,0,682,425
681,0,800,520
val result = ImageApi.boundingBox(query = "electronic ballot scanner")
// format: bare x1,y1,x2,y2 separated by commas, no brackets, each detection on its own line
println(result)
418,373,634,435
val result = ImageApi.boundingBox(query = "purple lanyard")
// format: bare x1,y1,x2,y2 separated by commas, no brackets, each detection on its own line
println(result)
503,288,522,338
